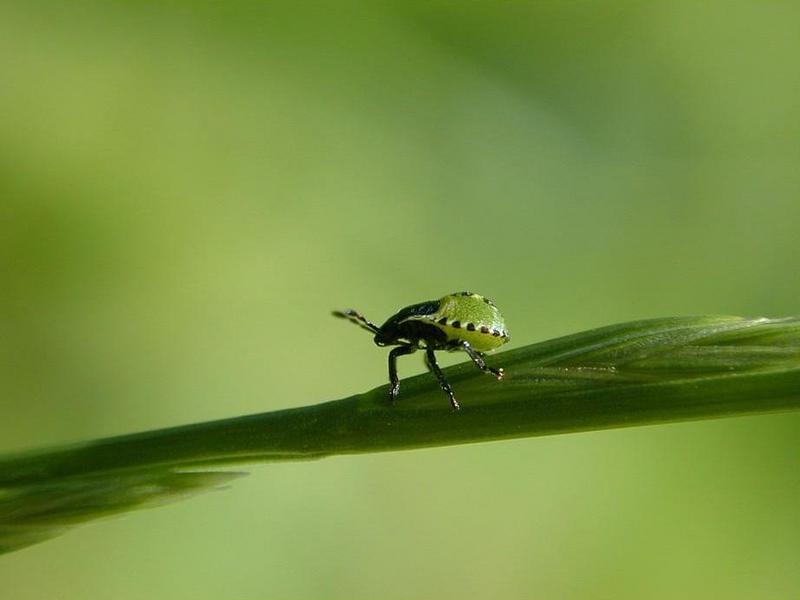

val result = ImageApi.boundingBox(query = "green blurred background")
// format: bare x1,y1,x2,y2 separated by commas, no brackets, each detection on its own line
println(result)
1,1,799,598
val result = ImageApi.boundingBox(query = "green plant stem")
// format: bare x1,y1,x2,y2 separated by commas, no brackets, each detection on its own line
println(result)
2,316,799,485
2,315,799,553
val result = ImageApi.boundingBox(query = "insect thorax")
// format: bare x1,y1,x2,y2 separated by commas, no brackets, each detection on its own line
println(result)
375,318,447,348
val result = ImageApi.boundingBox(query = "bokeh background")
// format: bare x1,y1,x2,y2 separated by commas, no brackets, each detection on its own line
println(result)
1,2,799,598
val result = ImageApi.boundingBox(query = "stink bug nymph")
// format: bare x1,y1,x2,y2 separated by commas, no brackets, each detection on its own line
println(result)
333,292,510,410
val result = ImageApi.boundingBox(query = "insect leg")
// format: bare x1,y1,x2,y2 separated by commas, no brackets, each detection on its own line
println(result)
425,347,460,410
461,341,504,380
388,345,416,402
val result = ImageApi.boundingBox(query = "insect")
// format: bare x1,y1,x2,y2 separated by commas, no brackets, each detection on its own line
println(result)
333,292,510,410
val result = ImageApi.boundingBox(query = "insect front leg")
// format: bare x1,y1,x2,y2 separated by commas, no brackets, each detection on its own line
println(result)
388,345,416,402
425,347,460,410
461,341,504,380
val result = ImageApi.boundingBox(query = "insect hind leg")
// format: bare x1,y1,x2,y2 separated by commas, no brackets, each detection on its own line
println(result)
461,341,504,380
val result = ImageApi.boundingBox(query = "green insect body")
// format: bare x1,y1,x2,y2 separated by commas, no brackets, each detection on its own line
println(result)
333,292,510,410
413,293,509,352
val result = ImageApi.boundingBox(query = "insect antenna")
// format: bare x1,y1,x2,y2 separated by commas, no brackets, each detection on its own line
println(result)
332,309,380,334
